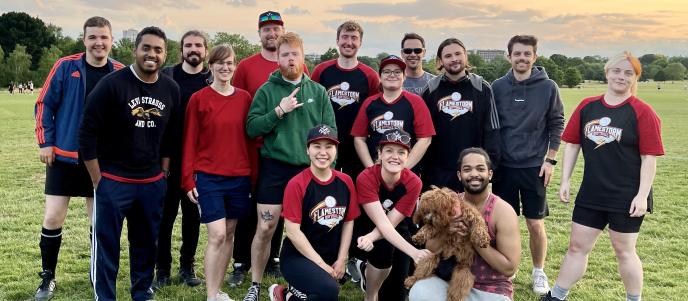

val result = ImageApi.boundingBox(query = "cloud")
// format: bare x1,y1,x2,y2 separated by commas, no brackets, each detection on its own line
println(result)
225,0,256,6
73,0,200,11
284,6,309,15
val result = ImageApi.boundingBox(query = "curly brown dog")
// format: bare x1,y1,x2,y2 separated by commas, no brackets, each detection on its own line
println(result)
404,186,491,301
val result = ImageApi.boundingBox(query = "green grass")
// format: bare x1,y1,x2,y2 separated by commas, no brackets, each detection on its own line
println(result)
0,81,686,300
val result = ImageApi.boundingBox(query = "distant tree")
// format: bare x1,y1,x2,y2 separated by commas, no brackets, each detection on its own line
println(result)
48,24,84,56
211,32,260,63
563,67,582,88
663,62,687,80
568,57,584,69
654,69,667,82
320,47,338,62
165,39,180,66
473,64,499,82
583,55,604,64
0,12,56,69
376,52,391,61
641,64,661,82
649,55,668,68
358,56,379,71
0,46,5,86
584,63,605,82
535,56,564,85
6,45,33,82
549,54,569,69
468,53,485,68
639,54,659,65
304,58,315,73
111,38,135,66
34,45,62,84
668,56,688,72
423,57,438,75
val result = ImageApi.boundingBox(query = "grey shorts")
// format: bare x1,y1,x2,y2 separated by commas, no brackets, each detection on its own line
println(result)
408,276,512,301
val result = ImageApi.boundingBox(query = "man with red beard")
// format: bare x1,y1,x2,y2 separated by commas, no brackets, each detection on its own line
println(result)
154,30,210,289
311,20,380,178
421,38,501,192
243,32,336,301
229,11,310,286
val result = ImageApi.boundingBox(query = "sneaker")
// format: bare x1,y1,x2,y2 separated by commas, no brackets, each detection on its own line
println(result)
268,284,285,301
216,291,235,301
227,265,247,288
179,266,203,287
265,261,282,278
356,259,367,292
532,270,551,295
35,270,56,301
242,283,260,301
346,258,360,283
539,291,565,301
152,271,171,291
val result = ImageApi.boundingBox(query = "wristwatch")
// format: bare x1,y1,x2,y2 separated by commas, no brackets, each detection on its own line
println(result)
545,158,557,165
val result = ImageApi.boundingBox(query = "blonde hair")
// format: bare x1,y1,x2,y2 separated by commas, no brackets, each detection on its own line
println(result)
604,51,642,95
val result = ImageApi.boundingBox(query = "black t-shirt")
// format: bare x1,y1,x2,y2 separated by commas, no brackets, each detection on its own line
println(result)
85,61,111,99
281,168,359,264
80,66,181,180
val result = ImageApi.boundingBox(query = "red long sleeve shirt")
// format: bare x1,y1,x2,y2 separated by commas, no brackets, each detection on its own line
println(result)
181,86,254,191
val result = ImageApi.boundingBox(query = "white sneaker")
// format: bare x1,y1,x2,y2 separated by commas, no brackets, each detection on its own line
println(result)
532,270,550,295
217,291,235,301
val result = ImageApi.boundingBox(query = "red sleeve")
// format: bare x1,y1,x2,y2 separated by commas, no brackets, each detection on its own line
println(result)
356,167,381,204
181,91,202,192
394,170,421,217
407,91,436,137
310,63,324,82
351,95,376,137
282,173,307,223
362,64,381,95
339,172,360,221
561,96,598,144
303,62,310,76
631,98,664,156
232,60,248,91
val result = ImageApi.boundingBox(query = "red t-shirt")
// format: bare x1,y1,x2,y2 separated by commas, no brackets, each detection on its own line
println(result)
355,164,421,217
232,52,310,97
181,86,253,191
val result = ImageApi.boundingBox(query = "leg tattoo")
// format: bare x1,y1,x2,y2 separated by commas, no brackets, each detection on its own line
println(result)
261,210,274,222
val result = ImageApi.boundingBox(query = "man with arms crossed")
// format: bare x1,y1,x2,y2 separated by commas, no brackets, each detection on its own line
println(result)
491,35,565,295
33,16,123,301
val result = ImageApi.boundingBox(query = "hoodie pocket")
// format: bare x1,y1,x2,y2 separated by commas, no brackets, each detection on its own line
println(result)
501,132,537,163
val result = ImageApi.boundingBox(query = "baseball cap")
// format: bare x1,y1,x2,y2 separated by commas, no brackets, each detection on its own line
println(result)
307,124,339,146
379,55,407,73
378,129,411,150
258,11,284,28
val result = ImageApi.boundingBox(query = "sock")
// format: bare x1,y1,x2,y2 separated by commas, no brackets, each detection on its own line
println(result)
551,284,569,300
252,281,261,287
39,227,63,273
627,293,641,301
532,267,545,275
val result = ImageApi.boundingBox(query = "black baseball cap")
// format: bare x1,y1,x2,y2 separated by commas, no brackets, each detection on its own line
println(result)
259,11,284,28
379,55,407,73
379,129,411,150
307,124,339,146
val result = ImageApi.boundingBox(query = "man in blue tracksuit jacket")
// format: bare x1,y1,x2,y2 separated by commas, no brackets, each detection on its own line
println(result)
32,16,123,301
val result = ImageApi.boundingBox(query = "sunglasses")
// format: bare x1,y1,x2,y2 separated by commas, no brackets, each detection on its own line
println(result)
259,13,282,22
385,132,411,144
402,48,423,54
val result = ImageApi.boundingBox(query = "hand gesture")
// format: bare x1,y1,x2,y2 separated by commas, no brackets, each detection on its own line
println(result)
318,261,336,278
279,87,303,113
39,146,55,167
540,161,554,187
187,188,199,204
411,249,433,264
357,235,374,252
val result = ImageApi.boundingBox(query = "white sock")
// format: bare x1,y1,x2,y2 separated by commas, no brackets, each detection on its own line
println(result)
532,267,545,275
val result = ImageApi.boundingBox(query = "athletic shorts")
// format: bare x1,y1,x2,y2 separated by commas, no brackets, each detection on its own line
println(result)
196,172,251,223
572,205,644,233
45,160,94,197
254,157,306,205
492,166,547,219
349,219,411,269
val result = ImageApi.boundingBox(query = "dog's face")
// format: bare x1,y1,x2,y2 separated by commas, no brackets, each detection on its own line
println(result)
414,186,458,228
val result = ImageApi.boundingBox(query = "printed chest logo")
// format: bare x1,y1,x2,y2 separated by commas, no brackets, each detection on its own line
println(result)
309,196,346,231
382,199,394,213
584,117,623,149
327,81,360,108
438,92,473,120
371,111,404,134
128,96,166,128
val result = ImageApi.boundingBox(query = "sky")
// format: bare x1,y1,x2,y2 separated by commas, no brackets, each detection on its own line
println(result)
2,0,688,58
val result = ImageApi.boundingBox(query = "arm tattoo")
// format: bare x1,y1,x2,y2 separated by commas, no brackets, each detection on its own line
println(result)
261,210,274,221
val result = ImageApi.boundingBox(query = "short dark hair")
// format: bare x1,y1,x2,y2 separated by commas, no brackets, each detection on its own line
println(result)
401,32,425,48
135,26,167,48
435,38,471,72
457,147,492,170
180,30,208,52
507,35,538,55
83,16,112,36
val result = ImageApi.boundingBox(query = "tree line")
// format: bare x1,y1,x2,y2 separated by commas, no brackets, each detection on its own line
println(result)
1,11,687,89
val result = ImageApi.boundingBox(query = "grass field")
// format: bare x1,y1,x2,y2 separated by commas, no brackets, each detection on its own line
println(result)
0,81,686,301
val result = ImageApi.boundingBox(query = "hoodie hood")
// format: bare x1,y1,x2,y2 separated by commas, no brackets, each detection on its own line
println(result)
505,66,549,85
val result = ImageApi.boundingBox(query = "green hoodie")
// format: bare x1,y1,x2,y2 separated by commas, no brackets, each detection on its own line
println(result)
246,70,336,166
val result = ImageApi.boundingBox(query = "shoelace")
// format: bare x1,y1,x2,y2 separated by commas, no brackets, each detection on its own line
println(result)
534,274,548,288
245,286,259,300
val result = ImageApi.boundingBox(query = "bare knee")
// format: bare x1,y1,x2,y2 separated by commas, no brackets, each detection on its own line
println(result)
207,229,227,247
526,219,546,237
255,220,277,241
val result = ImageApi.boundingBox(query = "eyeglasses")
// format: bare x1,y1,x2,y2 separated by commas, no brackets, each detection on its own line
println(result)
402,48,423,54
385,132,411,144
381,70,403,77
259,13,282,22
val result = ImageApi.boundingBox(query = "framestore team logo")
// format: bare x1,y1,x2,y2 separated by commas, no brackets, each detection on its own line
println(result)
584,117,623,149
327,81,360,108
438,92,473,120
309,196,346,231
370,111,404,134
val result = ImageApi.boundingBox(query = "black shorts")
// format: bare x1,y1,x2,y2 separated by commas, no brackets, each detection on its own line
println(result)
492,166,547,219
349,217,411,269
45,160,94,197
254,157,307,205
572,205,644,233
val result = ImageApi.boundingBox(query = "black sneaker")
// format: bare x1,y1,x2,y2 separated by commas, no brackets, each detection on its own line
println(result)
265,261,282,278
152,270,170,291
242,283,260,301
356,259,366,292
540,292,565,301
346,258,360,283
35,270,56,301
227,264,247,288
179,266,203,287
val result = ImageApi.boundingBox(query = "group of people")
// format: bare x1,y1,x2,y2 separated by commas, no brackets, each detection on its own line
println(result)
8,80,34,95
32,10,663,301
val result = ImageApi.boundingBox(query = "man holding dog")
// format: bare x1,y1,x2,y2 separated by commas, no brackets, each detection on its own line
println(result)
409,147,520,301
